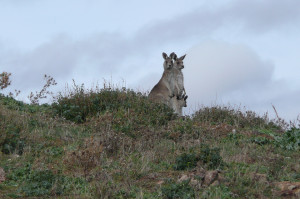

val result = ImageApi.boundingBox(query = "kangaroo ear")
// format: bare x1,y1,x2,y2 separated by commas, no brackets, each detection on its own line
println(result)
162,52,168,59
170,52,177,60
179,54,186,60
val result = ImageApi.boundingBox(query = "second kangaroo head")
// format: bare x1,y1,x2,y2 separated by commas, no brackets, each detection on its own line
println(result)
162,52,174,70
172,53,186,70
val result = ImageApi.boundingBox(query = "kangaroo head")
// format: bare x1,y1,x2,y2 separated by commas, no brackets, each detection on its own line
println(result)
176,95,188,108
162,52,173,70
173,54,186,70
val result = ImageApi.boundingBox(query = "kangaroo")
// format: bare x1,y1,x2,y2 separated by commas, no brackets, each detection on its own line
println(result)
169,53,187,116
172,53,186,99
148,52,175,107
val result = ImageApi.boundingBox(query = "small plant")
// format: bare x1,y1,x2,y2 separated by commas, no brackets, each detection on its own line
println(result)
161,179,195,199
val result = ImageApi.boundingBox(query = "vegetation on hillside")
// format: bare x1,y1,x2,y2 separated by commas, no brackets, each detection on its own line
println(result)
0,72,299,198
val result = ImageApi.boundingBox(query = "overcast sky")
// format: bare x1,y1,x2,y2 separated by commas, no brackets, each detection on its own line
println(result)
1,0,300,121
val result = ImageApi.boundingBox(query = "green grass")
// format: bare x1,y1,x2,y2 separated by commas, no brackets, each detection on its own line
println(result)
0,84,299,198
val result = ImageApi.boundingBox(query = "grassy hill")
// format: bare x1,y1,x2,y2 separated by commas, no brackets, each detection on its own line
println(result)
0,83,299,198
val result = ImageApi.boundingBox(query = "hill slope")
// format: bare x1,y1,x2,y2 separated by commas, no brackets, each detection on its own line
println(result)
0,87,299,198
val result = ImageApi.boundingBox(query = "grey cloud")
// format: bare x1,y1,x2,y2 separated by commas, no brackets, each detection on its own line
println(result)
3,0,300,92
182,40,300,120
135,0,300,46
2,33,133,92
184,41,274,104
227,0,300,32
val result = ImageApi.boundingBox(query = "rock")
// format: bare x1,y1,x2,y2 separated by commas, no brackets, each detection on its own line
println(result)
274,181,300,197
193,166,206,180
203,170,219,186
156,180,164,185
178,174,189,183
190,179,198,186
0,167,5,183
210,180,220,187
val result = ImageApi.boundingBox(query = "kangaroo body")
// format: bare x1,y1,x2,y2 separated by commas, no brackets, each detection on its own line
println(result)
170,53,187,116
172,54,186,98
148,53,174,107
148,69,173,107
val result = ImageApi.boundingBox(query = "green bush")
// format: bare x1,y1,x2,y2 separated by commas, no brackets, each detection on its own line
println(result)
6,163,88,197
161,179,195,199
273,128,300,150
52,85,176,128
250,137,271,146
20,169,56,196
173,153,198,170
199,145,225,170
173,145,224,170
192,106,281,130
0,94,51,113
